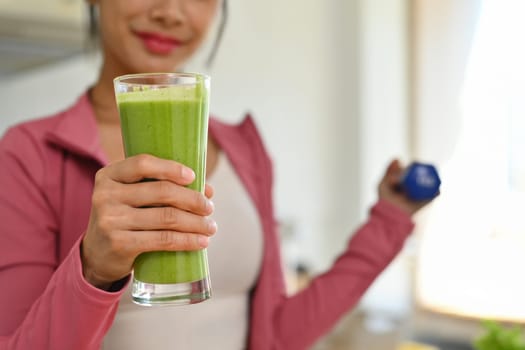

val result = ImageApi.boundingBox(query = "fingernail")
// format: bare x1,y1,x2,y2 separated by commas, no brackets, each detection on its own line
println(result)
182,167,195,181
198,236,209,248
206,200,214,212
207,218,217,233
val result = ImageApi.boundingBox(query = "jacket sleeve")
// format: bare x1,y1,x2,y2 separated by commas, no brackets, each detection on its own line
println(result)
273,199,414,349
0,127,126,350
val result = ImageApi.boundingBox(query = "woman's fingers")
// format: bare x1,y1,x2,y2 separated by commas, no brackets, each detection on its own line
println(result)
384,159,403,186
120,180,213,216
97,153,214,215
123,230,211,255
204,183,214,199
125,206,217,235
105,154,196,185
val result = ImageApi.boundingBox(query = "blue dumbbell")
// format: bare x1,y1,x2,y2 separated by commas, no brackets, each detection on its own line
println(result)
399,162,441,201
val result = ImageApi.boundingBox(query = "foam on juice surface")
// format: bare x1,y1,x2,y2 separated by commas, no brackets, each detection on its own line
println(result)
116,85,203,104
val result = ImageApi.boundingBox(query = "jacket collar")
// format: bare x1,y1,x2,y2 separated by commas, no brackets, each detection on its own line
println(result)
45,92,109,165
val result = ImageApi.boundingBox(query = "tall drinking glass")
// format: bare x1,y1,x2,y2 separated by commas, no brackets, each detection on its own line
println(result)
113,72,211,306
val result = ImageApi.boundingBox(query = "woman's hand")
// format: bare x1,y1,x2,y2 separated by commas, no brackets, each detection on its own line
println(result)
378,159,434,216
81,154,216,290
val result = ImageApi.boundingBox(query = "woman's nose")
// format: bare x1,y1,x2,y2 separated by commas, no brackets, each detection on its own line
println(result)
150,0,186,27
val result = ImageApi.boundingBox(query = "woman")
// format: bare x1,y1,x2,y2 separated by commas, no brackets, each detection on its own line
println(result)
0,0,430,349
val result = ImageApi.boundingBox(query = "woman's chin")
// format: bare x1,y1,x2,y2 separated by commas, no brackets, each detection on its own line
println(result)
135,63,182,74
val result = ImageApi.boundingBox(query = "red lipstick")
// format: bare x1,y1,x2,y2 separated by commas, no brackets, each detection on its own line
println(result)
135,31,182,55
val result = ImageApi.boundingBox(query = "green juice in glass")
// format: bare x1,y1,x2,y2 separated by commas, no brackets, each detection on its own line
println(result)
114,74,211,305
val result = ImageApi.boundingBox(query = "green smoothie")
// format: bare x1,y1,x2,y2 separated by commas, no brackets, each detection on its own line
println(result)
116,84,209,285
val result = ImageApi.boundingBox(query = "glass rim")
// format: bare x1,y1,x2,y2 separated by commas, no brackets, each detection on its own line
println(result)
113,72,210,87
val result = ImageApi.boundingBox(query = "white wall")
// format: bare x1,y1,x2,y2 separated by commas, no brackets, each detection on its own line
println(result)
0,53,98,131
411,0,481,162
357,0,411,217
353,0,413,322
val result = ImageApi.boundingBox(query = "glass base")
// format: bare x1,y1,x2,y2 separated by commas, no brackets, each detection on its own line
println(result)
132,275,211,307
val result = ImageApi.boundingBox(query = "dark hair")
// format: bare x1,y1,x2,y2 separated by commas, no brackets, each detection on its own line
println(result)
87,1,228,67
206,0,228,67
88,4,98,40
86,4,98,51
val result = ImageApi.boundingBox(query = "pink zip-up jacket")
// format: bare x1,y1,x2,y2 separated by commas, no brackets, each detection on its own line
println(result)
0,93,414,350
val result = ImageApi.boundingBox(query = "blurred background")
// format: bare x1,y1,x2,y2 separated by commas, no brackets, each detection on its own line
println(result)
1,0,524,349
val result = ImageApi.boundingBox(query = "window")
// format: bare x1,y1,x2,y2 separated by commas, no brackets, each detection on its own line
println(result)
416,0,525,322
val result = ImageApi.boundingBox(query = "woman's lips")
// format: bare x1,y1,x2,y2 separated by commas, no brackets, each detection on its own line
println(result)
135,31,182,55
